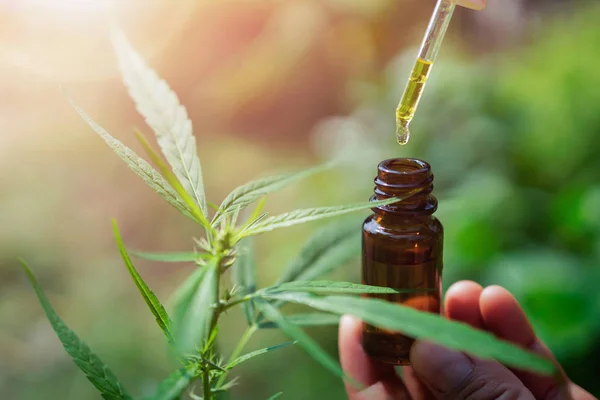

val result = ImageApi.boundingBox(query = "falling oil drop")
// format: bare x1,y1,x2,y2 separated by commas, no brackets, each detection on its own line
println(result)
396,122,410,145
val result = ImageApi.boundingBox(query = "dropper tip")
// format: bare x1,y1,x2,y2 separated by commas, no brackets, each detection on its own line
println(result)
396,123,410,145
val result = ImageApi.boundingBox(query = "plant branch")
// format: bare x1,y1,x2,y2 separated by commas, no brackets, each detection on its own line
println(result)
203,369,211,400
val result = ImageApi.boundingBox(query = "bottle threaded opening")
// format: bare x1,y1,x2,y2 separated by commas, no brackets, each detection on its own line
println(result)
372,158,437,215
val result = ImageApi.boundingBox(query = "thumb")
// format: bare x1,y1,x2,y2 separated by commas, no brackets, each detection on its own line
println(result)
410,341,535,400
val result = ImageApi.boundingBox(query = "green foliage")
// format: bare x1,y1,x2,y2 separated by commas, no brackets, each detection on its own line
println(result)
111,29,208,222
69,99,197,223
169,267,206,328
231,239,257,325
258,313,340,328
113,221,175,349
131,250,208,263
263,280,431,294
177,259,219,355
261,292,555,375
213,163,332,225
239,196,404,237
19,260,133,400
276,218,360,284
148,366,197,400
226,341,296,369
255,300,350,383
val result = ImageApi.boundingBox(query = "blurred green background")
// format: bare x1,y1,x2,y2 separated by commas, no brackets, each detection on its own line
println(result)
2,0,599,399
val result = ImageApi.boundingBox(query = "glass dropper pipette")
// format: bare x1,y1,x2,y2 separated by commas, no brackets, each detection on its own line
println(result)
395,0,456,145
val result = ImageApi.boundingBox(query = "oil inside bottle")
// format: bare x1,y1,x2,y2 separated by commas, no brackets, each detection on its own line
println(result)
395,58,433,145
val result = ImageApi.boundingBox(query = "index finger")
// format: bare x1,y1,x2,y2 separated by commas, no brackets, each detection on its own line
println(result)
338,315,407,398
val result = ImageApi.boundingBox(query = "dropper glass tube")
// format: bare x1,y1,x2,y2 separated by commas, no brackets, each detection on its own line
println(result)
395,0,456,145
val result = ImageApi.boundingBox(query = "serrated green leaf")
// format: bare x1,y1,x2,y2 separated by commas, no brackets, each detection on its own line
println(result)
214,163,332,225
277,218,361,284
113,221,175,348
226,341,296,370
254,299,350,383
240,196,405,237
263,281,432,295
264,292,556,376
149,365,197,400
19,260,133,400
131,250,208,263
259,312,340,328
232,240,257,324
135,129,210,228
178,259,218,354
70,99,197,222
170,267,206,327
266,392,283,400
112,28,207,216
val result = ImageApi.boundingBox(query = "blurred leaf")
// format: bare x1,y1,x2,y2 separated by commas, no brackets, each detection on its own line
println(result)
214,163,332,225
19,260,133,400
266,393,283,400
231,240,257,324
263,281,431,295
170,268,206,327
226,341,296,370
276,218,361,284
255,299,351,383
70,99,196,222
264,292,555,376
113,221,175,348
135,129,210,228
132,250,208,263
112,29,207,217
149,366,197,400
178,259,218,354
241,196,407,236
259,313,340,329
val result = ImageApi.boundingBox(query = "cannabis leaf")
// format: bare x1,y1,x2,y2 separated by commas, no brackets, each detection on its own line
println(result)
70,100,197,222
258,313,340,329
254,300,350,383
170,267,206,328
263,292,556,375
19,260,133,400
263,281,430,295
276,217,361,284
231,240,257,324
149,365,197,400
239,197,403,237
135,129,210,227
214,163,332,224
132,250,208,263
177,259,219,354
112,29,207,217
113,221,175,349
226,341,296,370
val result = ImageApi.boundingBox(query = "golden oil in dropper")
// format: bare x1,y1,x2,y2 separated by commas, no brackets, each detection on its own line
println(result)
393,0,456,145
395,58,433,145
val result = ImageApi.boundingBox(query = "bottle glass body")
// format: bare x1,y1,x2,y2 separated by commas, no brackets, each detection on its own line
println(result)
361,158,443,365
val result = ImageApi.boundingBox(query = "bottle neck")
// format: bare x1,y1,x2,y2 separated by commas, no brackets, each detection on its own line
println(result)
371,158,438,217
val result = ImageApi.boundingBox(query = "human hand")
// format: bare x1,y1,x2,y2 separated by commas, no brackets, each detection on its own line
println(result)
338,281,597,400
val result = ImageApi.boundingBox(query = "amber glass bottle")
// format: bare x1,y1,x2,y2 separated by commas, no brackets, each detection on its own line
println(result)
362,158,443,365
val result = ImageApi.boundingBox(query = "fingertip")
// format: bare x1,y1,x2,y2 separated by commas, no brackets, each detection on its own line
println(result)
444,280,485,328
480,285,536,346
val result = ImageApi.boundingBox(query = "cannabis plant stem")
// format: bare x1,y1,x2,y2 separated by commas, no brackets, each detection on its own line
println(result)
203,369,211,400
